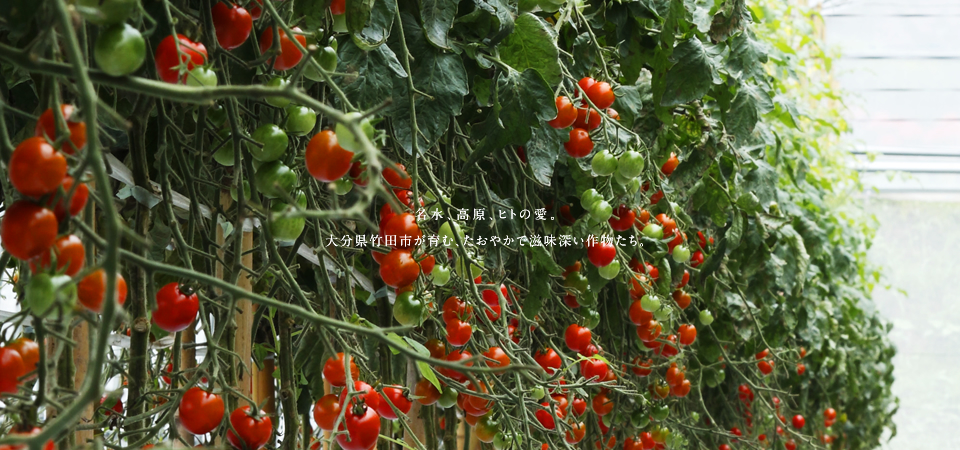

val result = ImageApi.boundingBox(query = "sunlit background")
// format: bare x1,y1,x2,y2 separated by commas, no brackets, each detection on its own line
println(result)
823,0,960,448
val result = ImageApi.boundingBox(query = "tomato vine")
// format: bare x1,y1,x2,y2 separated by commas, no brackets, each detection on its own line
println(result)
0,0,894,449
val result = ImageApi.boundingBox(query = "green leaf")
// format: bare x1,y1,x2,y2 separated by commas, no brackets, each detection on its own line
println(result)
337,40,408,109
612,85,643,128
726,211,743,249
465,69,555,169
421,0,459,49
661,38,721,107
525,125,566,185
352,0,396,49
293,0,327,32
385,332,407,355
525,245,564,276
416,361,442,390
148,220,172,262
524,268,551,319
498,14,562,86
726,30,768,80
346,0,376,35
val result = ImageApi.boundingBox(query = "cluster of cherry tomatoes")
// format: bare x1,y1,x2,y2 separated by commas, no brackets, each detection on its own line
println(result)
548,77,617,159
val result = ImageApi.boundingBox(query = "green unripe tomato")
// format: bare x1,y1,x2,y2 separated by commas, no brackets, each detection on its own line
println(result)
564,272,589,293
538,0,565,13
230,181,251,202
652,404,670,421
207,104,227,128
640,294,661,312
598,259,620,280
591,150,618,176
632,410,650,428
624,177,641,195
331,178,354,195
269,191,307,244
699,309,714,326
265,77,292,107
247,124,289,162
393,291,425,326
439,221,464,247
654,307,671,321
454,254,483,279
580,308,600,329
76,0,137,25
437,387,458,409
304,46,339,82
431,265,451,286
590,200,613,222
284,105,317,136
642,223,663,239
94,24,146,77
335,112,376,153
602,413,614,427
493,432,522,450
768,201,780,215
672,244,691,263
580,188,602,210
26,274,56,318
255,161,298,199
690,412,700,423
213,129,240,166
530,387,545,400
617,150,646,178
186,67,218,87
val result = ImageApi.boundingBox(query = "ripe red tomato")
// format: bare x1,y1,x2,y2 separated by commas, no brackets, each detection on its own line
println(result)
7,338,39,377
155,34,208,84
564,128,594,158
534,348,562,375
581,358,609,381
758,360,774,375
0,427,54,450
306,130,354,182
591,391,614,416
377,386,413,420
259,27,306,71
0,347,25,393
676,270,690,289
481,284,509,306
46,176,89,221
573,108,602,130
413,379,440,405
672,290,691,309
563,293,580,308
636,320,661,342
658,334,679,357
482,346,510,369
211,3,252,50
586,239,616,267
785,440,797,450
445,319,472,347
671,379,691,397
628,300,653,325
661,152,679,175
796,363,806,376
609,205,636,231
548,96,577,128
10,137,67,197
339,380,381,411
654,214,677,237
379,248,420,288
437,349,472,382
337,407,380,450
383,164,413,189
564,324,591,353
153,282,200,332
824,407,837,421
586,81,615,109
535,405,558,430
349,161,368,186
1,201,58,261
792,414,805,429
30,234,85,276
226,406,272,450
78,270,128,313
35,105,86,154
719,445,732,450
577,77,596,97
755,349,770,360
322,352,358,387
329,0,346,14
312,394,342,430
418,254,435,275
424,338,446,359
441,296,473,323
631,357,652,377
179,387,225,435
565,421,586,444
379,213,421,248
607,108,620,121
678,324,697,345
